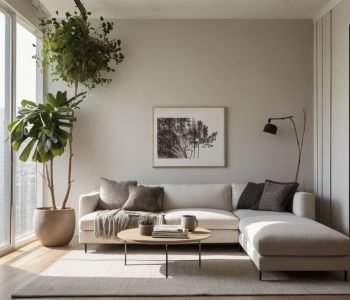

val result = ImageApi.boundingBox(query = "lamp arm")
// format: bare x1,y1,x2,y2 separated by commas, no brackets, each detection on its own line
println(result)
289,117,301,153
289,117,301,182
288,109,306,182
268,116,293,122
300,107,306,155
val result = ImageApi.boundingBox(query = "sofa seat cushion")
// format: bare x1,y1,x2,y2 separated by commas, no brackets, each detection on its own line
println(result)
80,210,102,231
234,209,293,220
165,208,239,230
239,215,350,256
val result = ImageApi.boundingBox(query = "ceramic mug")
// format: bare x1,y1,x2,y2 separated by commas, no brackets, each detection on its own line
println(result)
181,215,198,232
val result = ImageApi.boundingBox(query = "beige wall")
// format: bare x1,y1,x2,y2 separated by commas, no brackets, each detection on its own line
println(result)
47,20,314,225
314,0,350,235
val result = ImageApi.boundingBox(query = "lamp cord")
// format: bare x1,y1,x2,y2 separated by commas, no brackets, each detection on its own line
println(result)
288,108,306,182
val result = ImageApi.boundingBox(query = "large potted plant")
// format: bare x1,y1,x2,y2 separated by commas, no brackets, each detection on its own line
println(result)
7,1,124,246
8,91,85,246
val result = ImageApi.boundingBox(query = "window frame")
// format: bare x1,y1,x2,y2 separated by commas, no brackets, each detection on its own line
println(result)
0,3,15,257
0,3,44,256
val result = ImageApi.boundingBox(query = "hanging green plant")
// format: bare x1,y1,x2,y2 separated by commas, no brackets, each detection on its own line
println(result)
36,5,124,90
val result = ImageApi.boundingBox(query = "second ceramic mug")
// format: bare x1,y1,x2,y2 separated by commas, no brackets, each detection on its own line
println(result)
181,215,198,232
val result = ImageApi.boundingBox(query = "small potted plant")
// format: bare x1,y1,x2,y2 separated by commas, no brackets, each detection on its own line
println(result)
138,215,155,236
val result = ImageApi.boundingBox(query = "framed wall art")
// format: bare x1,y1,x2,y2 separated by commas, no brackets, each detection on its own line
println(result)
153,106,225,167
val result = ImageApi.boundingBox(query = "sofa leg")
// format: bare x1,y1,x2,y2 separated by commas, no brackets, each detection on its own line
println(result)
259,271,262,281
84,243,87,253
344,271,348,281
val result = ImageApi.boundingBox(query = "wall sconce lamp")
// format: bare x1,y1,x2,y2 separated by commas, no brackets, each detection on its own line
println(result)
263,108,306,182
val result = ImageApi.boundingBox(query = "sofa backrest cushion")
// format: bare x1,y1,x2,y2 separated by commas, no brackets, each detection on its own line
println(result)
163,184,232,211
232,183,247,210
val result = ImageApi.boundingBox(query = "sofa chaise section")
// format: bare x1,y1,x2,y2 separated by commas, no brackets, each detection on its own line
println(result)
237,208,350,280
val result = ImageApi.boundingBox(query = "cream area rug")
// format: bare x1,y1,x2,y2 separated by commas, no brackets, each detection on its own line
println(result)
12,244,350,298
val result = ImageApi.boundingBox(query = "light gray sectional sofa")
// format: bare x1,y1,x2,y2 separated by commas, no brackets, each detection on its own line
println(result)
79,183,350,279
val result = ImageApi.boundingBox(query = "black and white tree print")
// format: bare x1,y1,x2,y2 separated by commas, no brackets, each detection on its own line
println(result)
157,118,218,159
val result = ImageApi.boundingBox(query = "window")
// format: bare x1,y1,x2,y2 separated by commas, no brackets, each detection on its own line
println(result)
15,22,38,241
0,5,43,255
0,9,11,252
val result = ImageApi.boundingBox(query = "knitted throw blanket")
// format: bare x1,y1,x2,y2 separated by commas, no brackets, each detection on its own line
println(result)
94,209,141,239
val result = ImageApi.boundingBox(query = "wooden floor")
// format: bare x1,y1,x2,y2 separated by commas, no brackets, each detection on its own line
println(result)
1,238,349,300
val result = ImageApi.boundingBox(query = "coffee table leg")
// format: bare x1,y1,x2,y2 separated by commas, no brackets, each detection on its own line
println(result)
124,241,127,265
165,243,168,278
199,241,201,267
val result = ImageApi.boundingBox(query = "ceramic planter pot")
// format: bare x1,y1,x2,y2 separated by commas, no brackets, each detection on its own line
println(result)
33,207,75,247
139,224,153,236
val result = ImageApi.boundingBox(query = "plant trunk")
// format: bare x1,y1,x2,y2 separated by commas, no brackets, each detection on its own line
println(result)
62,81,78,209
46,161,56,210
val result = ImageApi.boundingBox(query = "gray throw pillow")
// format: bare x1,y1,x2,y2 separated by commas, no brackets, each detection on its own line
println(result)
122,186,164,212
99,178,137,209
237,182,265,209
258,181,298,212
266,179,299,212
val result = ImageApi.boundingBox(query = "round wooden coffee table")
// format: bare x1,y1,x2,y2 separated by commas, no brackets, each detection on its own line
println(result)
117,227,211,278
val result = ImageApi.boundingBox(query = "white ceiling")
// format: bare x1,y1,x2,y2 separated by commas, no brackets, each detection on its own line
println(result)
39,0,331,19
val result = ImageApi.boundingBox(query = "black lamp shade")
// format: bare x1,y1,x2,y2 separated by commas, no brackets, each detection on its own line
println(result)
263,123,278,135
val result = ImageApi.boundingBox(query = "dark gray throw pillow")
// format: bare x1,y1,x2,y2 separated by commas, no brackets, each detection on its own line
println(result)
122,186,164,212
265,179,299,212
99,178,137,210
258,180,299,212
237,182,265,209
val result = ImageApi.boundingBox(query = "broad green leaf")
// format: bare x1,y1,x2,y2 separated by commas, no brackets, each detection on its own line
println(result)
7,120,20,132
58,121,73,128
44,138,52,152
37,136,53,162
12,122,25,141
64,91,87,106
21,100,37,107
45,103,55,111
56,90,67,105
58,116,77,121
12,140,23,151
46,93,58,107
32,149,40,162
19,139,36,161
38,103,51,112
56,128,70,139
50,144,64,156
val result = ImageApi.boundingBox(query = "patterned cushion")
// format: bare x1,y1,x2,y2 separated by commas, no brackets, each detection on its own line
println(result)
258,180,298,212
266,179,299,211
99,178,137,209
122,186,164,212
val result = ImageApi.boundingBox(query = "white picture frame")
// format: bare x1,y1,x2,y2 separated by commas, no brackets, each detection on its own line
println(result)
153,107,225,167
